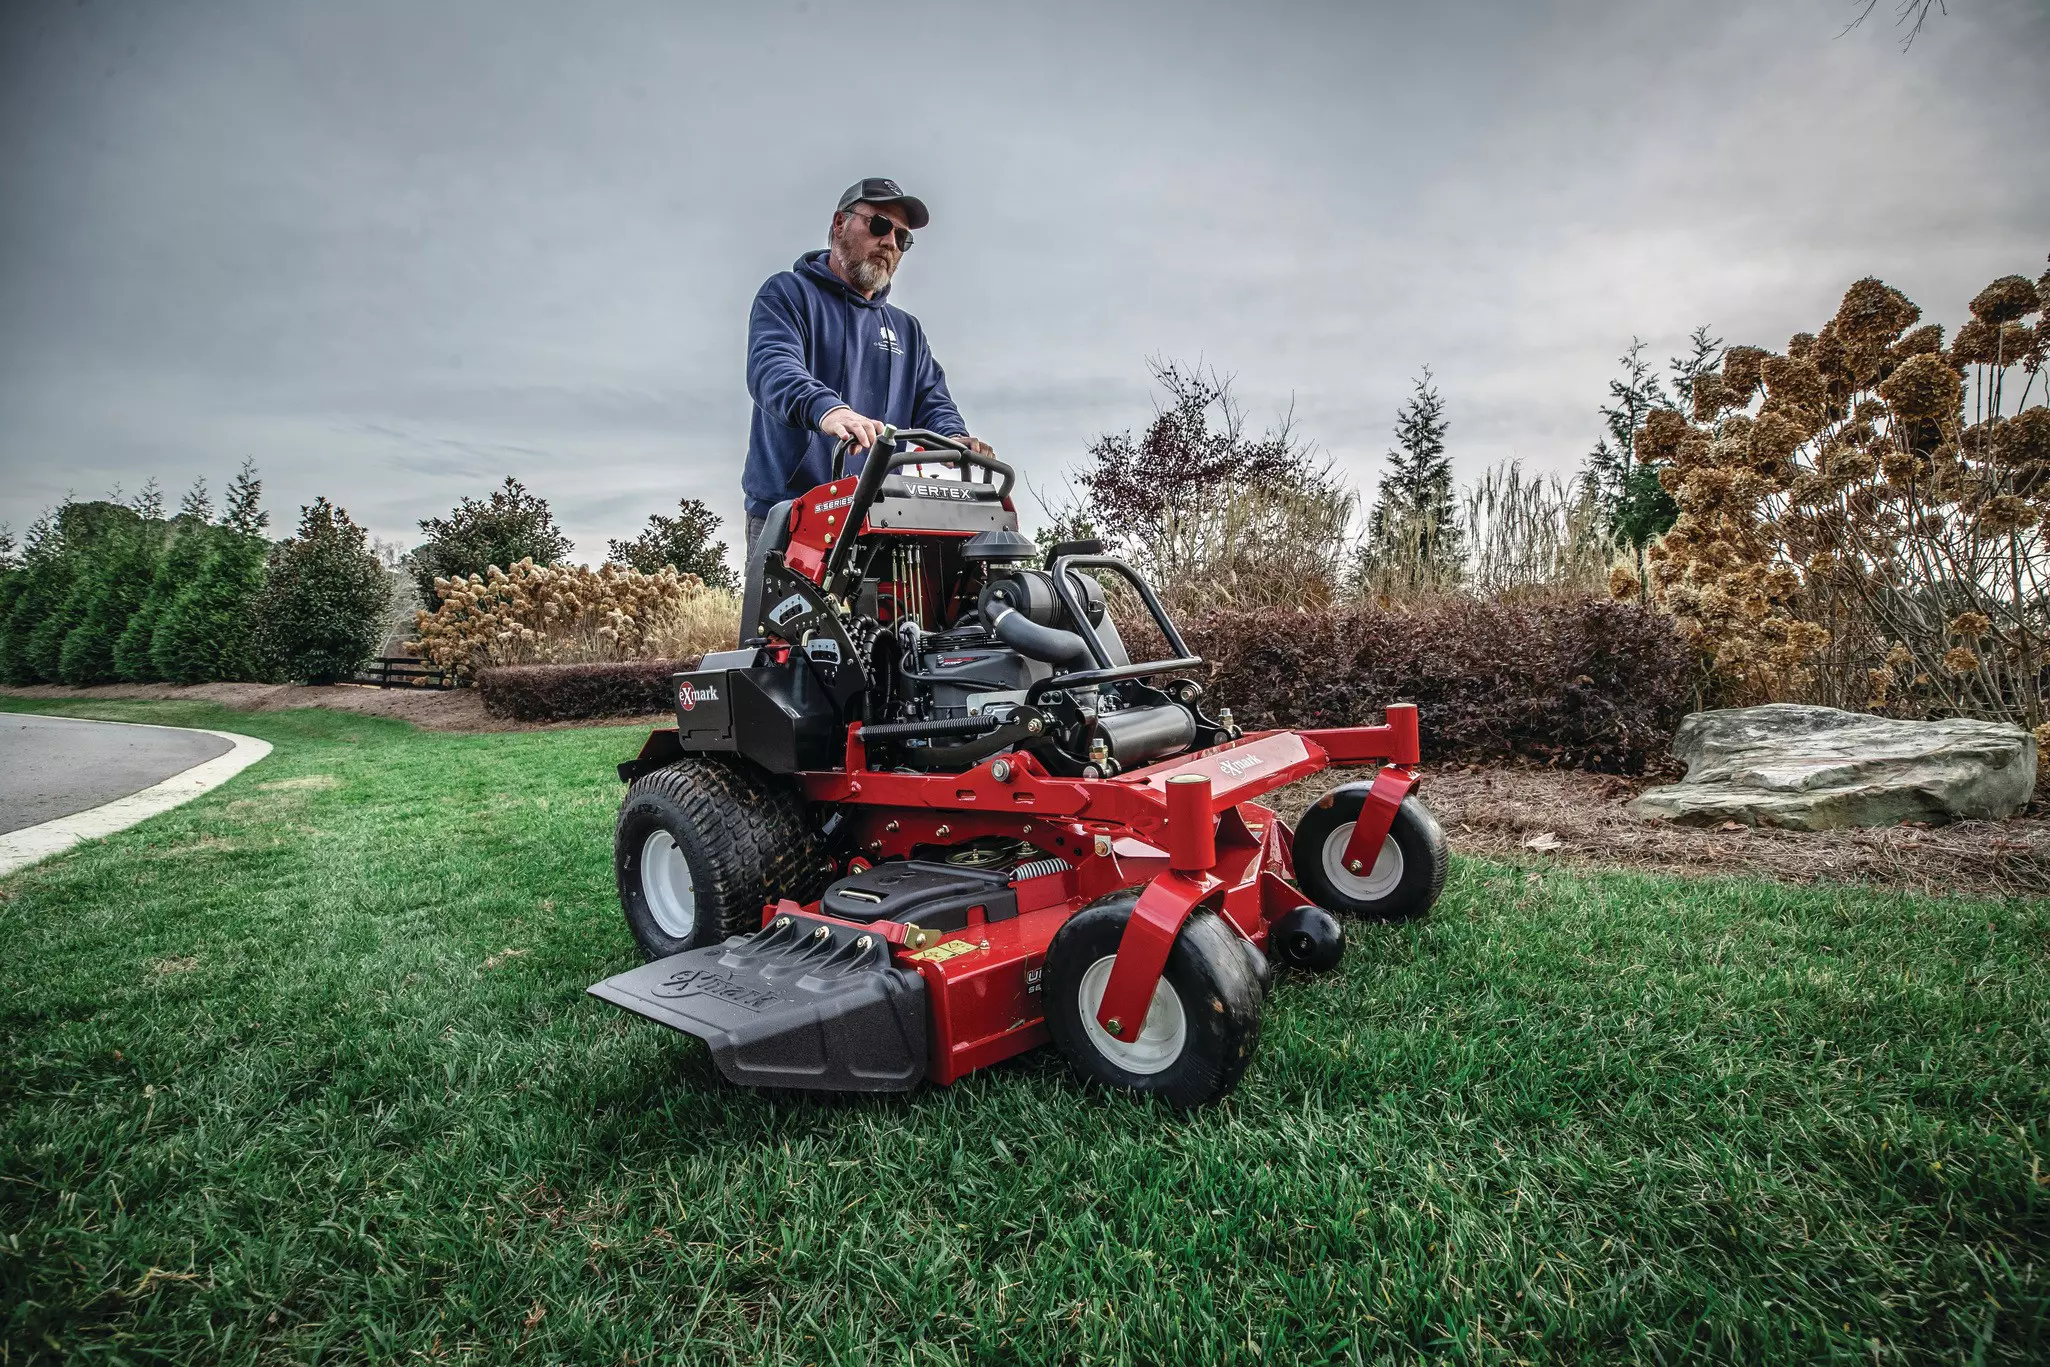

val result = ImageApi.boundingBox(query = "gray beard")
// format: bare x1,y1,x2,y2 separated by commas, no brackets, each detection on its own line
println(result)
848,256,893,293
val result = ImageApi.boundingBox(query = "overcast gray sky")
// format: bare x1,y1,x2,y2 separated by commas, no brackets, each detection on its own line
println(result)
2,0,2045,567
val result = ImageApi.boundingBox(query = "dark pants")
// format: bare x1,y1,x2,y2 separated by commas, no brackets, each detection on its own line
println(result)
744,512,765,561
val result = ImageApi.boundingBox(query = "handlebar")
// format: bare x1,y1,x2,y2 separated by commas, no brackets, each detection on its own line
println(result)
829,429,1014,500
822,427,1017,599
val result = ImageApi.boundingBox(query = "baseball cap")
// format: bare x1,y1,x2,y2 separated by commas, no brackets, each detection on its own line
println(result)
836,177,930,230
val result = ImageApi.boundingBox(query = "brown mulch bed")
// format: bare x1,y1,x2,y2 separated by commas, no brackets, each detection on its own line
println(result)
0,682,670,734
10,684,2045,899
1274,762,2050,901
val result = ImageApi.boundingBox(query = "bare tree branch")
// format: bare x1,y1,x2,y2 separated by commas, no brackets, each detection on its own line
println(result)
1840,0,1949,50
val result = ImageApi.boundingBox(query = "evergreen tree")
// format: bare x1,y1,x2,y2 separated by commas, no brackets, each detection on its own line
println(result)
1363,368,1461,591
58,498,168,685
0,510,61,684
114,514,215,680
19,501,138,683
152,465,269,683
410,477,571,603
221,459,268,536
1579,338,1689,597
1668,325,1724,415
254,498,391,683
178,476,214,523
606,497,737,589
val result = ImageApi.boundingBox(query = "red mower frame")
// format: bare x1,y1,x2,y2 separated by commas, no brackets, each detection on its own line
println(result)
624,704,1421,1086
596,427,1442,1105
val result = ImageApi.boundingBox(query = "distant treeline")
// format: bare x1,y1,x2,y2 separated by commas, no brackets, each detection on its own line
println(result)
0,464,391,687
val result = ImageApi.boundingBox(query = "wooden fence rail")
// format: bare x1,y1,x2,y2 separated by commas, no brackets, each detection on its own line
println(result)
351,656,456,690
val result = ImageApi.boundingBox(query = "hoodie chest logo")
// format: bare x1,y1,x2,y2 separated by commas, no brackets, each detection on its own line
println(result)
875,324,904,357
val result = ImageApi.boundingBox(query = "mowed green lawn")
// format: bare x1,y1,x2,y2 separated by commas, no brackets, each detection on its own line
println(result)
1,700,2045,1366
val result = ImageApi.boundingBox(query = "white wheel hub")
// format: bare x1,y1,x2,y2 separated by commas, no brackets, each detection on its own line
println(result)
1076,954,1187,1075
640,828,697,940
1322,821,1403,902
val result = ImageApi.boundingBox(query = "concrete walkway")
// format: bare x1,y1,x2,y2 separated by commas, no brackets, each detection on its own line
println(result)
0,714,270,874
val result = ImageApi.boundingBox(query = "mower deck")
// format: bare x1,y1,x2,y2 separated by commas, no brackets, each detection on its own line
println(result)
591,719,1417,1090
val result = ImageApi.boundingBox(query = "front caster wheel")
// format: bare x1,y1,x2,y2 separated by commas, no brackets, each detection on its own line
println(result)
1043,891,1263,1109
1293,789,1448,921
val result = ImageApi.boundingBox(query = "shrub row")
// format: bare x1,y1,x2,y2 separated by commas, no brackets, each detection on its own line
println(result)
474,657,698,722
480,596,1689,770
1140,595,1694,772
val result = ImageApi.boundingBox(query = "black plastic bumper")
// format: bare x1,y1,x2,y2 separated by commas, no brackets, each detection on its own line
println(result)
588,914,928,1092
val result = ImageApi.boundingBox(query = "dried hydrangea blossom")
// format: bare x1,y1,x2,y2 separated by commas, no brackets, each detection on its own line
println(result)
1634,270,2047,726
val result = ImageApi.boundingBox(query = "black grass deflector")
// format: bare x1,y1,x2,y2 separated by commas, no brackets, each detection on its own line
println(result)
588,914,928,1092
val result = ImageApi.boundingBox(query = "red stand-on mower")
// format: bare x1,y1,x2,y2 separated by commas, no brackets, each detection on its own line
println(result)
590,430,1447,1106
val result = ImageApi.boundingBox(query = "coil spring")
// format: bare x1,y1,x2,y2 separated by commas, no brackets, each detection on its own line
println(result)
1009,856,1072,884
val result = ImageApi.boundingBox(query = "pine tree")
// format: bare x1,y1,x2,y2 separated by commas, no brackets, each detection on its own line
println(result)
114,512,215,680
178,476,214,523
1363,368,1461,591
58,501,167,685
606,498,737,589
1579,339,1689,597
254,498,391,683
151,466,269,683
221,459,268,536
19,501,138,683
0,510,61,683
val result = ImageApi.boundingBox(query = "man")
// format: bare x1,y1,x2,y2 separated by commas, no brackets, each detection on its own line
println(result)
741,177,991,552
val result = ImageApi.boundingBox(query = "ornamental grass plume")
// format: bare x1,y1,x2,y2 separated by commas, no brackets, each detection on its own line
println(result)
1636,265,2049,730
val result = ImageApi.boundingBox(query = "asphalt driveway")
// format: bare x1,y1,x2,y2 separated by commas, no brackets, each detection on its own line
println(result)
0,714,233,835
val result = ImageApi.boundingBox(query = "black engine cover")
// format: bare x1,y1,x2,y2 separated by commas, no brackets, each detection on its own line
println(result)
821,860,1018,930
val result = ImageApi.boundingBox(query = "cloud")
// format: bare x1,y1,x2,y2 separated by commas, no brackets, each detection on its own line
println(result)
2,0,2045,565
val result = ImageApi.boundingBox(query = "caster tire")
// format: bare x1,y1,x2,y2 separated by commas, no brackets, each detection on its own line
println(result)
1293,790,1448,921
1044,891,1263,1109
614,756,831,960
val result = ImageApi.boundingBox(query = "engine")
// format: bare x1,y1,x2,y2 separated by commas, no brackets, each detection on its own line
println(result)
852,529,1223,777
680,438,1235,778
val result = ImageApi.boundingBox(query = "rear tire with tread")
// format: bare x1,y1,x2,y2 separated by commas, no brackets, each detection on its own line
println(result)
614,756,831,960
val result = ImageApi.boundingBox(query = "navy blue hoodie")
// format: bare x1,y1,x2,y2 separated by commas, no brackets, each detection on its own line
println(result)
742,250,968,518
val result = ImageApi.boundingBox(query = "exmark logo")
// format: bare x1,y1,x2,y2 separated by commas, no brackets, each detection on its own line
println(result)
649,968,780,1013
1218,755,1264,778
678,680,720,711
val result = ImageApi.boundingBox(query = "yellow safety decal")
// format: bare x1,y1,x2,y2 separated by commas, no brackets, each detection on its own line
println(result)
909,939,979,964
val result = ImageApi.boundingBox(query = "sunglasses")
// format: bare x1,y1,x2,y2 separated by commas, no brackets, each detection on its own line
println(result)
847,211,913,251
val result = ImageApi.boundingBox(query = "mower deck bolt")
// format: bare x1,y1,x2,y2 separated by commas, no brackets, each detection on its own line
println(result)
1106,1017,1123,1035
886,820,900,833
1026,718,1043,734
990,759,1012,782
936,823,951,837
1348,859,1363,873
1094,835,1112,858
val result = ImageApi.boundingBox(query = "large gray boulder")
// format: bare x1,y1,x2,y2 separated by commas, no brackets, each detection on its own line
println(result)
1632,704,2037,829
